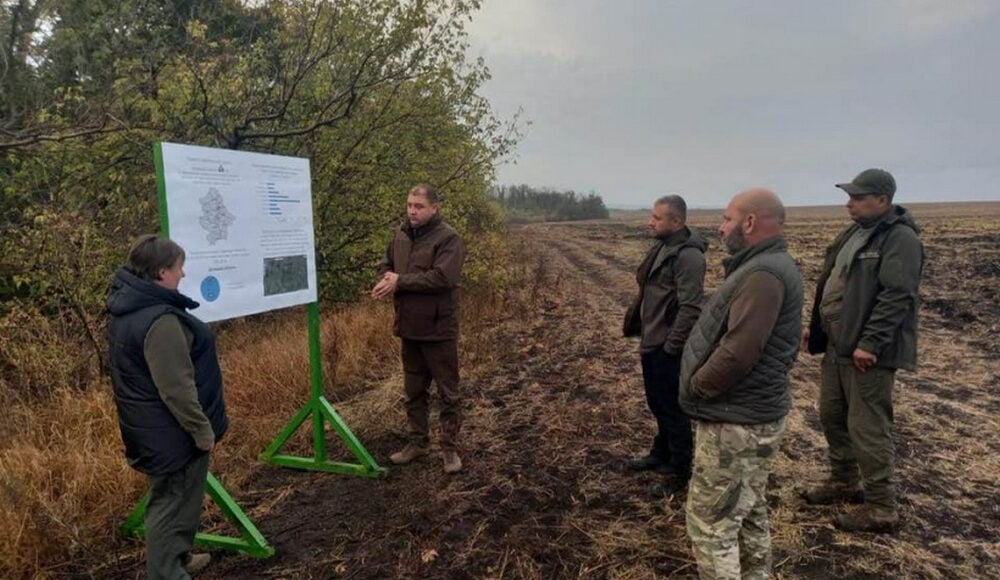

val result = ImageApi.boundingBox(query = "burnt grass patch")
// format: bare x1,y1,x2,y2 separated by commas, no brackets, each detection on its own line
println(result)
923,297,978,328
183,211,999,579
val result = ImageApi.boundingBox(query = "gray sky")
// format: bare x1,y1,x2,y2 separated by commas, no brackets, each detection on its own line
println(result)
467,0,1000,207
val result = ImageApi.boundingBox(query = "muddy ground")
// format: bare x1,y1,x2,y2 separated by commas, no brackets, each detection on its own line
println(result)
129,203,999,579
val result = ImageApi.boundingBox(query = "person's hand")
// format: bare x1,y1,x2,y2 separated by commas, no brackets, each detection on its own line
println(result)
852,348,877,372
371,272,399,300
801,329,810,352
198,440,215,452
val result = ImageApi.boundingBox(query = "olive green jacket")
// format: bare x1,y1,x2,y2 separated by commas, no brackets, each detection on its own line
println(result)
807,205,923,371
622,226,707,355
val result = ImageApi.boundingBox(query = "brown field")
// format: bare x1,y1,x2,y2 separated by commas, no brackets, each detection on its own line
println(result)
102,203,998,578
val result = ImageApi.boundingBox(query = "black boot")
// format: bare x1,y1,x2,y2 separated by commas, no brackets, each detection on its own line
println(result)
627,454,671,473
650,477,689,499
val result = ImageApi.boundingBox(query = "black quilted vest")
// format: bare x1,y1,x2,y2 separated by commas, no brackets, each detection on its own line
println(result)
107,267,228,475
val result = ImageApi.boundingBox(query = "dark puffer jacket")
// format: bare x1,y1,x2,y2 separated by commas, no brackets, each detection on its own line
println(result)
107,267,228,476
680,237,803,424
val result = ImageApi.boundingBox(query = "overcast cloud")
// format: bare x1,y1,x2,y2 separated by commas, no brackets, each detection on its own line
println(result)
467,0,1000,207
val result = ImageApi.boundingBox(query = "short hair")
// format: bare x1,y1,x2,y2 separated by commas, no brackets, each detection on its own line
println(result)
409,183,440,204
654,194,687,222
127,234,185,281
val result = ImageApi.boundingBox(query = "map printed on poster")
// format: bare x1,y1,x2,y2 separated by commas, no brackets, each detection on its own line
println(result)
158,142,318,322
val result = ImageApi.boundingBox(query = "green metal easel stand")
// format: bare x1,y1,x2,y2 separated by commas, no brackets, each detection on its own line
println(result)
259,302,386,478
117,172,274,558
119,471,274,558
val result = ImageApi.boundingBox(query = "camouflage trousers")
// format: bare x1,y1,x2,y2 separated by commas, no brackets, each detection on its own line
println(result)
686,418,786,580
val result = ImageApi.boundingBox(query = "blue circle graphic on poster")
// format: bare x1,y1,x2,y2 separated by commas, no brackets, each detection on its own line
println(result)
200,276,221,302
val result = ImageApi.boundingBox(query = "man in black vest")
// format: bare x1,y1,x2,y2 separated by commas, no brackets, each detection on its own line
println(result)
623,194,706,498
801,168,923,532
108,235,228,579
372,184,466,474
679,188,803,579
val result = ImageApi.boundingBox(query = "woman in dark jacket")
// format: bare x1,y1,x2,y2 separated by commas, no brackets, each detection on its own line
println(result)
107,235,228,579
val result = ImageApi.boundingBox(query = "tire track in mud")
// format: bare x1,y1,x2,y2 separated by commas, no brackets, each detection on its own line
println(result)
466,224,694,576
203,212,999,579
205,222,690,579
522,225,639,312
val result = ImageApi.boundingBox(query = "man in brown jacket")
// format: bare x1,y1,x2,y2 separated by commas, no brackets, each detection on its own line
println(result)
623,195,706,497
372,184,466,473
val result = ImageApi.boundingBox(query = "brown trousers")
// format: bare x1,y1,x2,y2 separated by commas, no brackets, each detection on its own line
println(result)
401,338,461,450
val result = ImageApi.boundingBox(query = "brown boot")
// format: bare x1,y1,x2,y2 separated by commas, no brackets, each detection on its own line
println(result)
183,553,211,574
442,450,463,474
389,444,429,465
834,504,899,533
800,480,865,505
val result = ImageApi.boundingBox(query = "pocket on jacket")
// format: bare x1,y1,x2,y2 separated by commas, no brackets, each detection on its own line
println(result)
655,265,677,289
410,247,435,271
400,296,437,334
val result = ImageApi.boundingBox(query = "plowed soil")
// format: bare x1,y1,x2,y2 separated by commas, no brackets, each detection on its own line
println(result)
176,203,999,579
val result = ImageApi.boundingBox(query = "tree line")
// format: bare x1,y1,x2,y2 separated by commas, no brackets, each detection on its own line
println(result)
0,0,520,396
492,184,609,222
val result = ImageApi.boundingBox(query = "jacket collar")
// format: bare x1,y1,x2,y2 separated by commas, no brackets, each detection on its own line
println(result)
834,204,920,253
648,226,692,273
656,226,691,247
723,235,787,277
107,267,199,316
403,213,443,240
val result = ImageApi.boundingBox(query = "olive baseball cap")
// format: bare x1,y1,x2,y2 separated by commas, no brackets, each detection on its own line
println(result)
836,168,896,196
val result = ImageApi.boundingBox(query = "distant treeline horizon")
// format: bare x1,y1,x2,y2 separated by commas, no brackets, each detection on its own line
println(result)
492,184,610,222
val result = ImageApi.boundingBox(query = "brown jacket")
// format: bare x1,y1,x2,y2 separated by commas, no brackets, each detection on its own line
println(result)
379,214,465,341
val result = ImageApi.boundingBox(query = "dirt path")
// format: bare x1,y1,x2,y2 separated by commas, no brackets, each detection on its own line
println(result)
200,210,998,579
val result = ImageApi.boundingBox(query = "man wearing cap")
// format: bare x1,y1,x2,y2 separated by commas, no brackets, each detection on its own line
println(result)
801,168,923,532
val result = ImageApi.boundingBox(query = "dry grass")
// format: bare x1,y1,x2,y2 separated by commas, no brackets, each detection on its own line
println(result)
0,388,145,577
0,288,513,579
620,202,1000,579
3,202,998,579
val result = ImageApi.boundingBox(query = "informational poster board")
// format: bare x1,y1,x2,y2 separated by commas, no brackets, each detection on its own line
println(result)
156,142,318,322
123,143,381,562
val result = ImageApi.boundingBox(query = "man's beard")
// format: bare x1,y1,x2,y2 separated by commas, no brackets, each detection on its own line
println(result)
723,227,747,254
653,227,674,239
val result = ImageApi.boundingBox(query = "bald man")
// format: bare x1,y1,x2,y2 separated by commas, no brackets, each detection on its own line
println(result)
679,189,804,580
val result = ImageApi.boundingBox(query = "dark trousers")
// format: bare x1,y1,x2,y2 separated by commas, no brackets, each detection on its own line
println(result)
641,349,692,477
820,348,898,509
145,451,210,580
402,338,461,450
